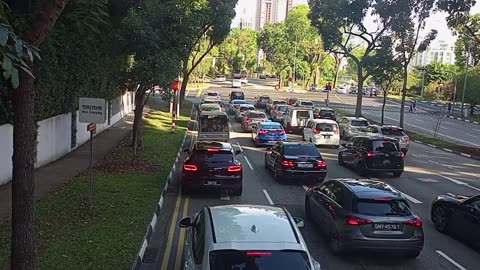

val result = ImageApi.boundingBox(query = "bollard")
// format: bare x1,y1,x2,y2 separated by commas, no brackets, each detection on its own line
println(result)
172,112,176,133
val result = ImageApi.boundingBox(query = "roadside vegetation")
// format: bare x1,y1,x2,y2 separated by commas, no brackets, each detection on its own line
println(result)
0,101,192,270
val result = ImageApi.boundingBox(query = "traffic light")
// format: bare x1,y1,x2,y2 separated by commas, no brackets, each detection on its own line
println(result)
325,82,332,91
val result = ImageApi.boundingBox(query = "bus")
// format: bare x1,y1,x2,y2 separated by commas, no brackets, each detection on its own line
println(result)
197,111,230,141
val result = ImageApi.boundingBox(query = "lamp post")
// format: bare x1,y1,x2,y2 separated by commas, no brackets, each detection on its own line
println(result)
444,70,457,115
292,34,297,91
461,42,471,118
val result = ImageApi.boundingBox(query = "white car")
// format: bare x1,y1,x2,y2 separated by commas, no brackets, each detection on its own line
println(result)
215,75,226,81
240,77,248,84
337,86,348,94
303,119,340,147
232,79,242,88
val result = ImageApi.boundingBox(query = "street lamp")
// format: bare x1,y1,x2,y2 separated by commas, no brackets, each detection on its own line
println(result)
415,66,428,98
461,31,480,118
443,70,457,115
292,34,297,92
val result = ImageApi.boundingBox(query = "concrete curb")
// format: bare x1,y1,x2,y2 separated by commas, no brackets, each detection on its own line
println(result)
411,140,480,160
444,115,480,125
131,105,193,270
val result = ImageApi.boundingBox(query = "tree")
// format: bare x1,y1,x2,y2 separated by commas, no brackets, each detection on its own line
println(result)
392,0,436,128
6,0,71,269
217,28,259,75
309,0,397,117
453,14,480,67
177,0,237,103
438,0,479,44
365,36,402,125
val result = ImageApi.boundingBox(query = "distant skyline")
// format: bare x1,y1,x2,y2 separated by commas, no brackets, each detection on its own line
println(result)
232,0,480,44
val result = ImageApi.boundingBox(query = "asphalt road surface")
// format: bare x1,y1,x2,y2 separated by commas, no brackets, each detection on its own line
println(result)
143,80,480,270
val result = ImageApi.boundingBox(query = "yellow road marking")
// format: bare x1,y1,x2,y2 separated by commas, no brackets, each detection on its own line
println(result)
195,88,203,97
160,194,183,270
174,197,190,270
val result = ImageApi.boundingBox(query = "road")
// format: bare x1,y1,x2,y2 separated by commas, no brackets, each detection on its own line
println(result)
143,80,480,270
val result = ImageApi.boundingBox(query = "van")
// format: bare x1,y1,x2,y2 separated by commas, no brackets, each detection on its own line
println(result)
303,119,340,147
283,107,314,134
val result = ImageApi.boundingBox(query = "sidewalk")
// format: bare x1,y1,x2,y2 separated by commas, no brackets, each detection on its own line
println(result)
0,113,134,224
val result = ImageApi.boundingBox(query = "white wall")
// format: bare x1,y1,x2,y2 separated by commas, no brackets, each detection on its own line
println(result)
0,92,135,185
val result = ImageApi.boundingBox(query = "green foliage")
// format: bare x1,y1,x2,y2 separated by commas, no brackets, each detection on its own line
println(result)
258,23,292,76
459,65,480,104
217,28,259,74
365,36,402,93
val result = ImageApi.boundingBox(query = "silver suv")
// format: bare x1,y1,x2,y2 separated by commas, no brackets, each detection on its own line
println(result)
179,204,321,270
337,116,370,139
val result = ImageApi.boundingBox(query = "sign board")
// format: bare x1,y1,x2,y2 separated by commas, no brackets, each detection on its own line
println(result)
79,98,106,124
87,123,97,133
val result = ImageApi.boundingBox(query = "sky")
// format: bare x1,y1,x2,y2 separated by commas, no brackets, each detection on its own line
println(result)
231,0,480,47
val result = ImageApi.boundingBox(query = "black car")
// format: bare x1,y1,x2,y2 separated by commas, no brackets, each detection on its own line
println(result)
313,108,336,121
230,90,244,101
431,194,480,248
256,95,271,109
266,99,287,114
264,142,327,183
305,179,424,257
338,136,404,177
182,141,243,195
259,74,267,79
286,97,298,106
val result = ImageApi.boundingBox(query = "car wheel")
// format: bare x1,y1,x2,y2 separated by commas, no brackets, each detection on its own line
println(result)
264,156,269,170
232,185,243,196
358,161,369,177
274,165,282,183
432,206,449,233
329,231,344,255
342,131,346,140
302,133,305,141
393,171,403,177
338,153,345,166
405,250,421,259
305,196,312,219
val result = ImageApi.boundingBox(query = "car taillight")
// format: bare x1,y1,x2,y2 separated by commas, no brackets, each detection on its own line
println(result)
334,129,339,134
246,118,253,123
313,128,321,134
277,111,282,115
207,148,219,152
402,136,409,142
281,160,295,168
348,124,352,128
183,164,198,171
316,160,327,168
227,165,242,172
247,251,272,256
366,152,374,157
279,130,286,135
400,152,405,158
346,215,372,225
404,217,422,227
259,129,268,134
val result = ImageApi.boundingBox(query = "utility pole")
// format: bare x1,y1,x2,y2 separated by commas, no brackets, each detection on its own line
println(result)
461,42,471,118
292,34,297,92
421,69,426,98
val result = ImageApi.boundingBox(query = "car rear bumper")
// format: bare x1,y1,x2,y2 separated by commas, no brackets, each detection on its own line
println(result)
314,135,340,146
342,236,424,252
279,169,327,180
367,167,404,173
182,176,242,191
255,137,287,145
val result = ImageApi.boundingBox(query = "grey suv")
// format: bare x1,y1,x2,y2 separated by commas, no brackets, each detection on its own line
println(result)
337,117,370,139
179,204,321,270
305,179,424,257
360,125,410,154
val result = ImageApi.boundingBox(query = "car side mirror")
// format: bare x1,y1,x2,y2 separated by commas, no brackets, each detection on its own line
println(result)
266,147,272,151
179,217,192,228
293,217,305,228
341,143,346,147
235,149,243,155
312,260,321,270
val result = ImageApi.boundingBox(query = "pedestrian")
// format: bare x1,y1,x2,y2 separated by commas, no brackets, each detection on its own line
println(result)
408,103,413,113
412,100,416,112
447,102,452,114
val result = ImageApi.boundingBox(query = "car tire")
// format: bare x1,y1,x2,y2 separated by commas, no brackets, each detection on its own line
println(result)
432,205,449,233
358,161,369,177
305,197,312,219
264,157,269,170
274,165,282,183
329,231,344,256
232,185,243,196
392,171,403,177
338,153,345,166
302,133,305,141
405,250,421,259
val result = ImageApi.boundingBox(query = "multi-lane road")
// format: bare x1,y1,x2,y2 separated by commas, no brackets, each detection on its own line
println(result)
143,80,480,270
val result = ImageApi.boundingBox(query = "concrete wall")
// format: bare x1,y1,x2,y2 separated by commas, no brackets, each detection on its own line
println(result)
0,92,135,185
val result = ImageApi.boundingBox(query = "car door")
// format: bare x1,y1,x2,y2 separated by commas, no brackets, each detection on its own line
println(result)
338,118,347,132
309,184,329,228
328,182,345,234
341,138,356,164
351,138,366,166
266,143,279,168
184,210,206,270
458,196,480,244
315,182,338,235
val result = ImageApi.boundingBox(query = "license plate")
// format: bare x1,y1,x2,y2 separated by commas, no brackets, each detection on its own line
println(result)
324,135,331,139
297,163,313,168
205,181,219,186
374,223,401,231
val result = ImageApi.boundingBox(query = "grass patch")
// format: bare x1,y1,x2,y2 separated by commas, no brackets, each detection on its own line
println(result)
465,114,480,122
406,132,457,149
0,101,192,270
186,83,209,90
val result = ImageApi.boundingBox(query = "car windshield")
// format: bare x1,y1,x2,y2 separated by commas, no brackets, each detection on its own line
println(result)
191,150,233,163
296,111,310,118
207,93,218,96
240,106,255,111
370,140,399,152
273,100,286,105
320,110,335,116
351,120,369,126
209,250,311,270
381,128,406,136
260,97,270,102
315,123,338,131
260,124,282,130
284,144,320,157
354,199,412,216
249,112,266,119
301,102,314,106
277,106,288,112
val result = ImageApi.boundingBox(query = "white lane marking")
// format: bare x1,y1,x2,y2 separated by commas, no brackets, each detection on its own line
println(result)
435,250,467,270
220,191,230,201
438,175,480,192
411,154,421,158
302,185,309,191
400,192,423,204
414,119,425,122
236,142,243,152
416,178,439,183
447,193,456,197
263,189,275,205
243,156,254,171
381,115,480,147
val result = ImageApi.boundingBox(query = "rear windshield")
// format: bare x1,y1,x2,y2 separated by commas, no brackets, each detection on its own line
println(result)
207,93,218,96
301,101,314,107
284,144,320,157
191,151,233,163
320,110,335,116
240,106,255,111
232,92,244,96
296,111,310,118
209,250,311,270
261,97,270,102
369,140,399,152
273,100,287,105
288,99,297,103
277,106,288,112
249,112,266,118
260,124,283,130
315,123,338,131
354,199,412,216
201,106,220,112
381,128,406,136
351,120,369,126
233,100,246,104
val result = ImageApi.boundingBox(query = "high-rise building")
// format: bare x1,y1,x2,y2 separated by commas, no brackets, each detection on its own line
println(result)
239,17,253,30
286,0,293,15
255,0,279,30
414,40,456,66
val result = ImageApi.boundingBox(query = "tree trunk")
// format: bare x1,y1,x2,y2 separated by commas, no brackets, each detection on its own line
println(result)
355,68,364,117
333,56,341,88
179,62,189,105
399,67,409,128
381,89,387,125
11,1,70,269
132,87,146,166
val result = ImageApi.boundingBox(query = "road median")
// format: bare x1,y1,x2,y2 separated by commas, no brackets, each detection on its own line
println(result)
0,100,192,270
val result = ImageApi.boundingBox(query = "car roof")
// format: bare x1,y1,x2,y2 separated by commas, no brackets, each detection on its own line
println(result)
239,104,255,107
199,111,228,116
371,125,403,129
200,103,220,107
260,121,282,127
311,119,338,124
334,179,404,199
352,135,395,141
248,110,266,115
259,95,270,98
317,108,335,111
298,100,313,103
194,141,232,151
231,90,243,93
344,117,368,121
209,205,299,244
